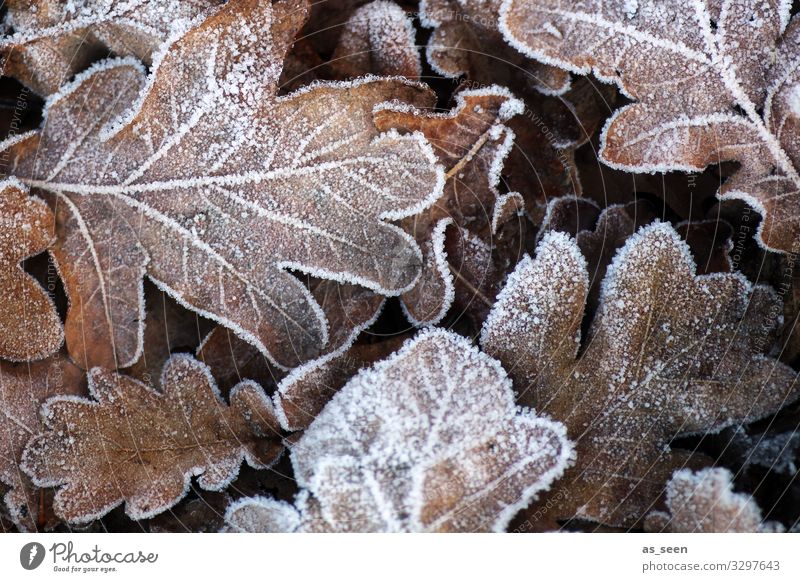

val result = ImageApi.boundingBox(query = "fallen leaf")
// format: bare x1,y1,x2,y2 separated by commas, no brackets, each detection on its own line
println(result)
0,0,445,370
0,177,63,361
0,354,86,530
374,86,524,325
21,354,283,523
481,223,799,527
500,1,800,253
226,329,573,532
0,0,223,95
223,496,301,533
645,467,783,532
330,1,421,80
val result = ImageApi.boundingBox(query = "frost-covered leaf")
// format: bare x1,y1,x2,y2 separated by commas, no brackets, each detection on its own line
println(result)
0,178,63,361
645,468,783,532
0,0,223,95
231,329,573,532
330,1,421,80
0,0,444,370
222,496,302,533
0,355,86,530
481,223,800,527
21,354,283,523
374,86,523,325
500,0,800,253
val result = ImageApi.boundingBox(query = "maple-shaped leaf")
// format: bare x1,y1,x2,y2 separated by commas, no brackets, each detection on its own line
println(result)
374,86,524,325
21,354,283,523
0,354,86,530
645,468,783,532
0,178,63,361
0,0,444,370
0,0,222,95
500,0,800,253
225,329,573,532
330,1,421,80
481,223,800,528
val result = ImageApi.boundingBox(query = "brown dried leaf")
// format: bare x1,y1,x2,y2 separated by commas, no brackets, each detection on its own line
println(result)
481,223,800,527
0,178,63,361
330,1,421,80
645,468,783,532
226,329,573,532
0,0,444,370
21,354,283,523
374,86,523,324
0,354,85,530
500,1,800,253
0,0,223,95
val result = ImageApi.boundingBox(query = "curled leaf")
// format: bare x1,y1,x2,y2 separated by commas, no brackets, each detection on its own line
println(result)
330,1,421,80
374,86,524,325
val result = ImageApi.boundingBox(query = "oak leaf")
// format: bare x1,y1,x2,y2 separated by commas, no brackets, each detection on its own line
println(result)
500,0,800,253
481,223,800,527
0,178,63,361
0,354,85,530
225,329,573,532
0,0,222,95
21,354,283,523
645,467,783,532
374,86,524,325
0,0,444,370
